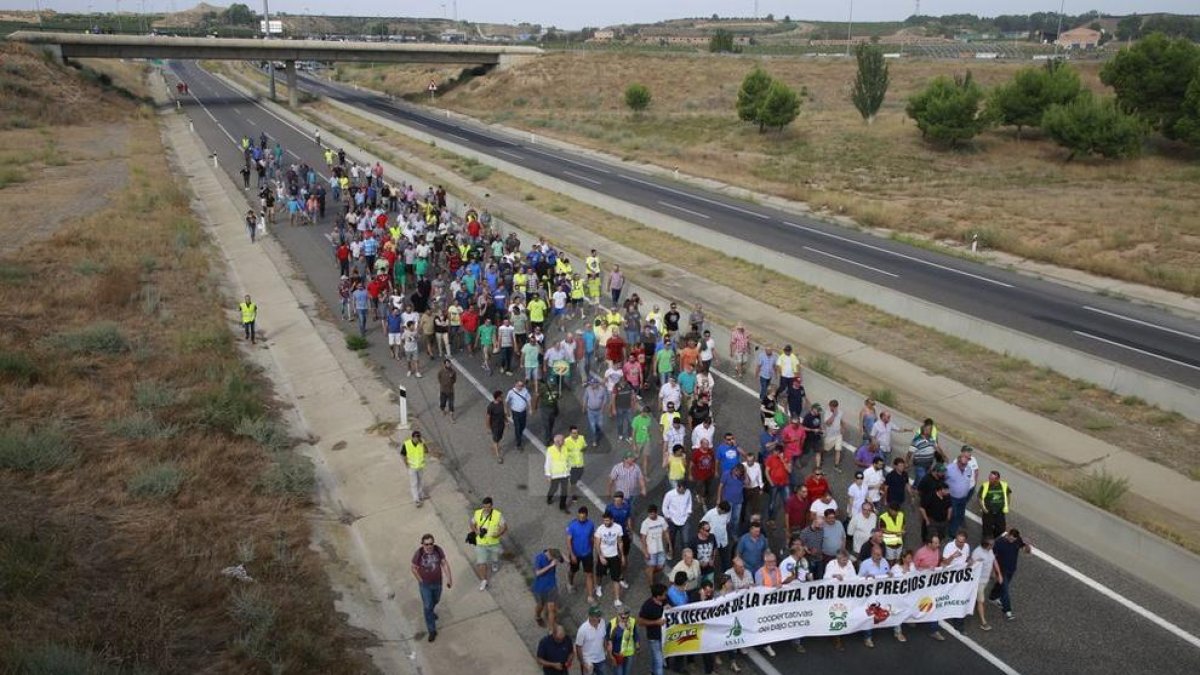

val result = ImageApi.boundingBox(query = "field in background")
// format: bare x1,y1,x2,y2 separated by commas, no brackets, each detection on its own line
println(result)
332,51,1200,295
0,45,368,673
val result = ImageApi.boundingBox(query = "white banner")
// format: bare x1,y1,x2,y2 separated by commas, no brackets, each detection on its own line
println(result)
664,564,981,655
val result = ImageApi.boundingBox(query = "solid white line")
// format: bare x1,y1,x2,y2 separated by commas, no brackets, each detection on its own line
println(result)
657,200,710,220
1082,306,1200,342
804,246,900,278
563,169,602,186
939,623,1023,675
528,147,611,174
447,132,471,143
622,173,771,220
783,221,1014,289
497,149,524,160
185,89,237,145
1072,331,1200,373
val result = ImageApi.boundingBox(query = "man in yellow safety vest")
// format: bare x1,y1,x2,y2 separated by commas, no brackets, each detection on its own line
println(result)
471,496,507,591
606,605,639,669
545,434,571,512
879,502,905,563
239,294,257,344
402,431,428,508
563,426,587,504
979,471,1011,539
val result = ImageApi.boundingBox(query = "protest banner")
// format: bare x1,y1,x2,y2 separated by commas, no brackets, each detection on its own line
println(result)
663,564,981,656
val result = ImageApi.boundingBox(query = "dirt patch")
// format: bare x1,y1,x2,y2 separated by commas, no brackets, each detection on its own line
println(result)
0,124,130,256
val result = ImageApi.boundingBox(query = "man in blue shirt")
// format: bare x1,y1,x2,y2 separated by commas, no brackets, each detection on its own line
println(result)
532,547,563,629
566,506,597,600
944,448,975,538
735,521,769,576
717,464,746,539
755,346,778,400
716,433,743,476
351,284,370,337
988,529,1032,619
605,493,634,561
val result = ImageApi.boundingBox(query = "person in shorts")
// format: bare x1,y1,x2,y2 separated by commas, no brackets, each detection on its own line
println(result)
594,511,627,608
639,505,670,586
532,547,563,629
566,506,597,599
820,399,844,471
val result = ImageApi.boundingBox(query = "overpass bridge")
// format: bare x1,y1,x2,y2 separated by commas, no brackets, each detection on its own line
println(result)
7,30,540,106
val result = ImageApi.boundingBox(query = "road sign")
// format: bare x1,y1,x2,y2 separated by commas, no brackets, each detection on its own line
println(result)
260,20,283,35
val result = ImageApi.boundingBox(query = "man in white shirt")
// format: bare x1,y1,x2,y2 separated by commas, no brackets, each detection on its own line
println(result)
691,418,715,450
658,377,682,413
575,607,608,674
863,456,886,510
780,539,811,583
700,502,731,551
594,512,627,607
661,482,694,562
639,506,670,586
809,492,839,520
870,411,898,461
819,399,844,471
941,531,971,570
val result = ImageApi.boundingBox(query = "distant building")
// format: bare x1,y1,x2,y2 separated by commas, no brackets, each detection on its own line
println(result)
1055,27,1101,49
439,29,467,43
589,29,615,42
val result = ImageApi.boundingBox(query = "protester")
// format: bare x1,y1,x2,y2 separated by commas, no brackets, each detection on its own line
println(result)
410,534,452,642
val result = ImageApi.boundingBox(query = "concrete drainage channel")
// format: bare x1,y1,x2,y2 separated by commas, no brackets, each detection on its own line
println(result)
208,69,1200,615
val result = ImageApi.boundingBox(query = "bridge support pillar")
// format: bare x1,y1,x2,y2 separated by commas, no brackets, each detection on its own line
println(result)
285,59,297,108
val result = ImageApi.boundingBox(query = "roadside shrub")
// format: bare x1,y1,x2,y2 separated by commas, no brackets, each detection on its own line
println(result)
466,163,494,182
259,451,316,497
345,335,369,351
1073,469,1129,510
868,388,898,408
133,381,177,410
229,586,278,662
0,424,76,472
1043,93,1149,161
906,72,989,147
806,354,838,379
0,350,38,384
197,370,265,434
624,83,652,113
106,412,179,440
986,61,1083,138
235,417,292,452
127,461,185,499
43,322,128,356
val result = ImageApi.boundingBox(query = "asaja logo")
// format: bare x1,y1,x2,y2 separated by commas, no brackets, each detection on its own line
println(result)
726,618,743,639
914,596,935,618
664,624,704,656
828,602,849,632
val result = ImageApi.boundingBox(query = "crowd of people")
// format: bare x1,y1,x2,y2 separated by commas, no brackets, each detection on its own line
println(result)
249,129,1033,673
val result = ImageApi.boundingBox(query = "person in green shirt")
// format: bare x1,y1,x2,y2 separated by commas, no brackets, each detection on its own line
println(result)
477,318,497,375
654,341,676,387
630,405,654,476
521,339,542,396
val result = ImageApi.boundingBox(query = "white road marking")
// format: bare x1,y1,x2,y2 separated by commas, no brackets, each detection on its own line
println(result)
233,108,243,117
939,623,1023,675
803,246,900,278
184,88,237,145
622,173,771,220
563,169,602,186
1072,331,1200,372
528,147,611,174
1082,306,1200,342
657,200,710,220
447,132,471,143
783,220,1014,289
497,149,524,160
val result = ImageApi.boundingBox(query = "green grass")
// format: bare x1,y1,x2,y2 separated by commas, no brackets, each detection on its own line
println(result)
133,381,177,410
43,322,129,356
228,586,279,662
0,165,28,189
1120,395,1146,407
1083,418,1116,432
806,354,838,379
0,350,39,384
869,387,897,408
1073,469,1129,511
0,262,32,284
106,412,179,440
259,451,316,497
73,258,107,276
196,370,265,434
126,461,185,499
0,526,68,599
466,163,495,182
345,335,369,351
0,424,76,472
235,417,292,453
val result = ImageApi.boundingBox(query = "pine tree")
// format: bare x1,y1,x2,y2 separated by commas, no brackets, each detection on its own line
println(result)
850,43,889,124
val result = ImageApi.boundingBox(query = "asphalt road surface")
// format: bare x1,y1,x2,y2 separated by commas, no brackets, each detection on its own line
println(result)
282,69,1200,390
171,61,1200,675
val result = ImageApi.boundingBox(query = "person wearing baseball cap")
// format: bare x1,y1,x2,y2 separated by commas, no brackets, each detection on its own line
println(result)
575,605,607,674
606,604,638,671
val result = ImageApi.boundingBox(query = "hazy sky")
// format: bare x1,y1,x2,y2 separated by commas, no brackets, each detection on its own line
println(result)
15,1,1194,29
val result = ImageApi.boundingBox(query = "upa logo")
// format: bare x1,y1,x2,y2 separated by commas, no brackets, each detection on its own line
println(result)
664,624,704,655
828,602,849,632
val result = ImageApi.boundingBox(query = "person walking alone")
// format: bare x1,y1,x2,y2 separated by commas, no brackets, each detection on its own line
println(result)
471,497,507,592
436,359,456,422
505,380,532,452
411,534,452,642
238,294,257,345
401,430,428,508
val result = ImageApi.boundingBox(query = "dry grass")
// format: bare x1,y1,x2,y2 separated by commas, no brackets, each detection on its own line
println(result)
0,73,369,671
339,51,1200,295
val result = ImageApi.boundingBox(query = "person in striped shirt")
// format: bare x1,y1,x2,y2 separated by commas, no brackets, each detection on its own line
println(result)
728,323,752,378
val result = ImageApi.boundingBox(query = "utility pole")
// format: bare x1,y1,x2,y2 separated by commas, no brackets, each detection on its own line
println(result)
263,0,276,101
846,0,854,56
1053,0,1066,57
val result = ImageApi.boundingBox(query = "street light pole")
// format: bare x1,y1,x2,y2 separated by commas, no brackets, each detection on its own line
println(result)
263,0,276,101
1054,0,1066,57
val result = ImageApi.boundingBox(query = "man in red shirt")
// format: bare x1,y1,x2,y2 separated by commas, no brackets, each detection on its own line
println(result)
605,331,626,365
461,306,480,355
804,469,830,501
784,485,812,535
690,440,717,510
765,445,791,525
366,277,384,321
780,417,807,489
335,241,351,277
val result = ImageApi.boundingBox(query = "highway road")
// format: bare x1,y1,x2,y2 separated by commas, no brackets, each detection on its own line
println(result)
171,61,1200,675
285,69,1200,390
